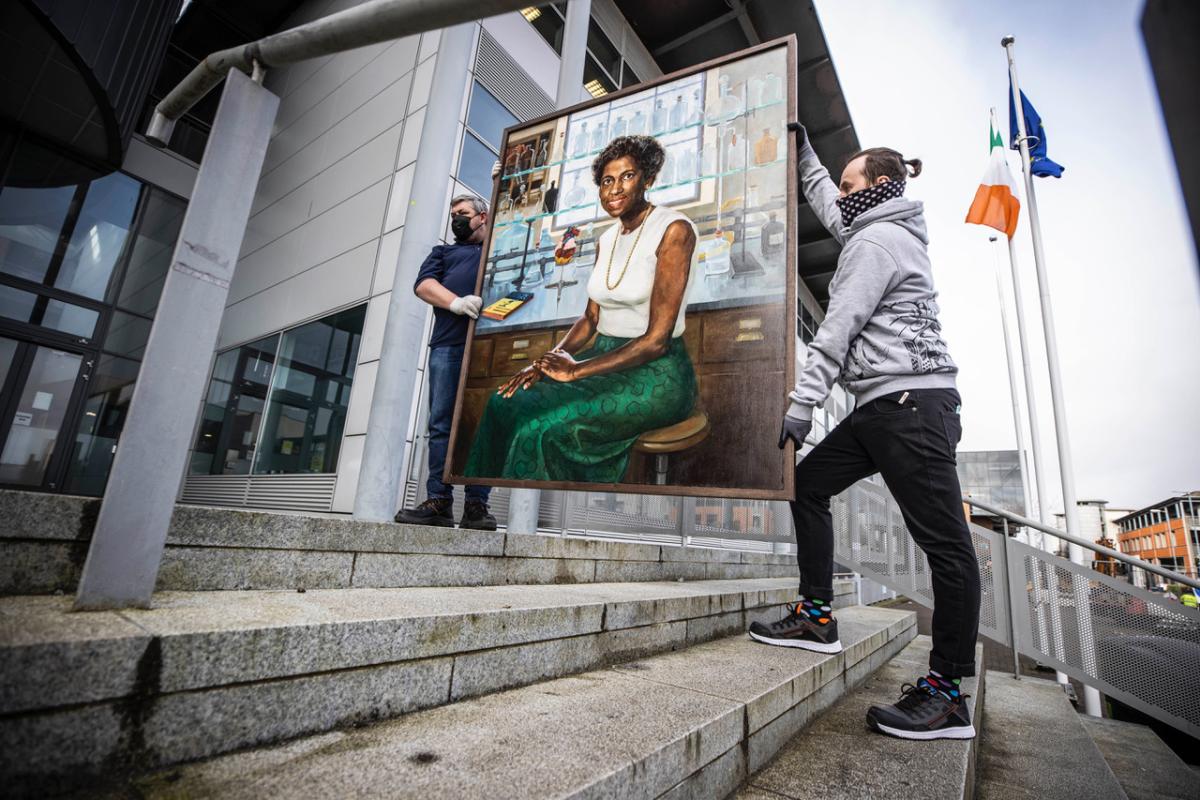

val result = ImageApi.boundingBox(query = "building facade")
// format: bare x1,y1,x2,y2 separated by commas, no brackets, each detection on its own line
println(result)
1115,492,1200,584
3,1,859,545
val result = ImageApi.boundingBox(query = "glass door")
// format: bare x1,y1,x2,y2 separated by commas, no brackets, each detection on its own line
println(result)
0,336,88,488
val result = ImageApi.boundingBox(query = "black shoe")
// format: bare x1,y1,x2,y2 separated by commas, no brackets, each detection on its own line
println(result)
866,679,975,740
748,603,843,653
394,497,454,527
459,500,497,531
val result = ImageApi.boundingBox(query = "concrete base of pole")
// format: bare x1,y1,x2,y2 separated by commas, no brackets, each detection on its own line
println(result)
74,70,279,610
506,488,540,535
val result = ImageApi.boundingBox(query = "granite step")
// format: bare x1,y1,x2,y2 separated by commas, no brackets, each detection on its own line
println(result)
123,605,916,799
0,577,852,795
0,490,798,594
976,672,1127,800
736,635,984,800
1079,716,1200,800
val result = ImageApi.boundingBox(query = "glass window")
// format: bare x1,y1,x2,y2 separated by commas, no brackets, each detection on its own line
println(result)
583,55,617,98
0,284,99,339
103,311,153,359
0,183,76,286
54,172,141,300
588,21,621,80
190,335,280,475
62,355,140,495
254,305,364,475
0,346,83,486
621,61,641,89
467,82,518,151
458,132,500,197
115,188,186,315
525,4,565,54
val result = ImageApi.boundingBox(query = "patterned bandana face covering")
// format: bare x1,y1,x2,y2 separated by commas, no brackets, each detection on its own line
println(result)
835,179,906,228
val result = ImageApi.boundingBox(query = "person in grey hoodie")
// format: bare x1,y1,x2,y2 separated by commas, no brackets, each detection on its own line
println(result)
748,126,981,742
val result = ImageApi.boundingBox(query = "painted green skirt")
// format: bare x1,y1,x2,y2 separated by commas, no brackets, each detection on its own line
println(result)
464,334,697,483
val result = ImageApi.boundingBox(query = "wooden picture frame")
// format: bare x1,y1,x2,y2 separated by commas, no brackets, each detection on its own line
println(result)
444,36,798,501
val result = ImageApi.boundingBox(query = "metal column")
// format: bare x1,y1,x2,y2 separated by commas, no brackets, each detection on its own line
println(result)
353,23,477,521
74,70,279,610
506,0,591,535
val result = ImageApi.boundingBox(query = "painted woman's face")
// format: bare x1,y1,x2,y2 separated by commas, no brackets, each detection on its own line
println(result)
598,155,648,217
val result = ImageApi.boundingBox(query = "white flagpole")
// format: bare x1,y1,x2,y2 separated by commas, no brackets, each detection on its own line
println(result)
988,232,1035,537
1003,34,1103,717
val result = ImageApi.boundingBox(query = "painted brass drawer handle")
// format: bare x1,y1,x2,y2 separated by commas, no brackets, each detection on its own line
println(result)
735,331,765,343
509,352,529,361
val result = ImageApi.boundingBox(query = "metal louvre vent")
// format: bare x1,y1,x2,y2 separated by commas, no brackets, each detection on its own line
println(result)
180,474,337,512
475,29,554,121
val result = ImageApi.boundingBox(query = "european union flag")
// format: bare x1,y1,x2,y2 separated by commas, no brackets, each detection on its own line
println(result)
1009,84,1065,178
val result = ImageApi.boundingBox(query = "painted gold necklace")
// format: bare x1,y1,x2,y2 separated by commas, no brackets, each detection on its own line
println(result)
606,204,654,291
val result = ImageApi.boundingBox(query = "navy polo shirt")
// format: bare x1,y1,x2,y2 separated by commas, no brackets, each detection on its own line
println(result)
413,242,483,349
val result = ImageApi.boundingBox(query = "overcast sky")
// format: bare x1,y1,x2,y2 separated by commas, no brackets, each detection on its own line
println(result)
812,0,1200,513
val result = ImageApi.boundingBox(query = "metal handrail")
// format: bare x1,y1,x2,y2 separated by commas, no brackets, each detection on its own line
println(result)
965,496,1200,590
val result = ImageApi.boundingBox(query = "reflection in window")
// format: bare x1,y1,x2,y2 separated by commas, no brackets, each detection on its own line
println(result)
104,311,153,358
525,4,565,53
466,82,518,151
459,132,501,198
583,55,617,98
0,347,82,486
190,306,365,477
115,188,186,315
63,355,140,494
55,172,141,300
190,335,280,475
255,305,364,475
0,183,76,286
588,21,621,80
0,284,99,339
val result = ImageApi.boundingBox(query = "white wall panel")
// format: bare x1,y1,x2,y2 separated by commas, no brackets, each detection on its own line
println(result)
243,123,401,256
356,292,390,364
343,359,378,436
372,227,403,295
231,178,389,304
330,433,365,512
395,106,425,170
418,30,440,63
219,240,376,349
382,163,416,233
408,55,437,113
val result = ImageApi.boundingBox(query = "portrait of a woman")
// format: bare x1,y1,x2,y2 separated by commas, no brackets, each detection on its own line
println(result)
464,135,699,483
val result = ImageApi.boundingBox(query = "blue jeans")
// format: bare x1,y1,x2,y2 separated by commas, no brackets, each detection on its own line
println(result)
426,345,490,503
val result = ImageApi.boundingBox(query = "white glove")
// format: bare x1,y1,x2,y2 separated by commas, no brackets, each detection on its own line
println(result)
449,294,483,319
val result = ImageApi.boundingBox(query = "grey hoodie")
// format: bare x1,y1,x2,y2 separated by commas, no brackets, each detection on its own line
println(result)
787,142,957,422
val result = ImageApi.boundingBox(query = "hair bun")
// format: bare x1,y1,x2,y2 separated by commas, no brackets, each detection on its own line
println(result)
904,158,923,178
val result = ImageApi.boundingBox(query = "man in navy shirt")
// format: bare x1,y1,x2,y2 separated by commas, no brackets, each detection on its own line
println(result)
394,194,495,530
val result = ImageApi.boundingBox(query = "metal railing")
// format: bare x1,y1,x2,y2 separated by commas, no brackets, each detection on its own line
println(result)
831,482,1200,738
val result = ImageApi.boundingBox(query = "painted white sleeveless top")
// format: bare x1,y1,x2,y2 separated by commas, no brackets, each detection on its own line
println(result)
587,205,697,338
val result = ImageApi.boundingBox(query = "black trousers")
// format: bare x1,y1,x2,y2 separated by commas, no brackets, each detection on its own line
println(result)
791,388,981,677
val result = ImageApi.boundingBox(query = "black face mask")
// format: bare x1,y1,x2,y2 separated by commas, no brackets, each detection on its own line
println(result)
451,215,476,243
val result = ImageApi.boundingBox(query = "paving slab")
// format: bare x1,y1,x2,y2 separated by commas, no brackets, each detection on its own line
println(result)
738,636,983,800
1079,716,1200,800
976,672,1126,800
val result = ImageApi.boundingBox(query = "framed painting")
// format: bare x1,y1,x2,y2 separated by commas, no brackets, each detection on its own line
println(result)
445,36,797,500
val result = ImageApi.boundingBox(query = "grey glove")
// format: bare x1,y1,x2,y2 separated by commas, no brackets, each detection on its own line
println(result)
778,416,812,450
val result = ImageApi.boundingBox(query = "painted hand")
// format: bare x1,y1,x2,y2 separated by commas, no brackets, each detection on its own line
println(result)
778,415,812,450
535,350,579,383
497,366,542,398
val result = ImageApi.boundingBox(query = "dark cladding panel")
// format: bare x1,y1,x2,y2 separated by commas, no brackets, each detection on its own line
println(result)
9,0,181,177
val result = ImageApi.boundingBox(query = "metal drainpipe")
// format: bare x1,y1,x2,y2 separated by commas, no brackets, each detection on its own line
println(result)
146,0,543,146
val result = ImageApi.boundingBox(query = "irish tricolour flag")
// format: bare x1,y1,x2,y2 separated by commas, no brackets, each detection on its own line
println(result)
965,115,1021,238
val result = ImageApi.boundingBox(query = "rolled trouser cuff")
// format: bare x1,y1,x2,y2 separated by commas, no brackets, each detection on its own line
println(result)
798,581,836,603
929,651,977,678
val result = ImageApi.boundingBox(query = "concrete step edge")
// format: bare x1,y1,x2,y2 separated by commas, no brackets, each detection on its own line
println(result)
976,671,1128,800
1,581,868,793
737,634,985,800
117,607,917,799
1078,715,1200,800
